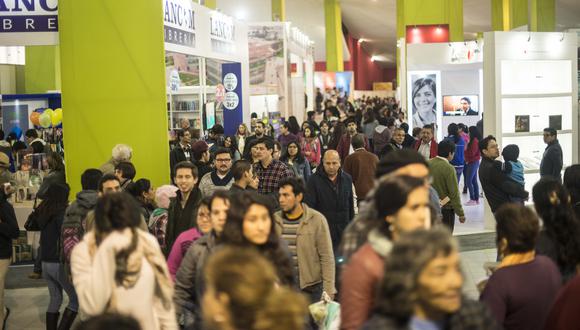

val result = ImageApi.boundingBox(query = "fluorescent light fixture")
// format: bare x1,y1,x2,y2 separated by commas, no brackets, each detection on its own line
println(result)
371,55,377,62
358,38,365,44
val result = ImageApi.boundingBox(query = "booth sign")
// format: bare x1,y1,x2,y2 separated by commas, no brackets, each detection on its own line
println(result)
163,0,196,48
0,0,58,46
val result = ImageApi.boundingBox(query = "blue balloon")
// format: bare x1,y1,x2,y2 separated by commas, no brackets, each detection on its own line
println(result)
10,126,22,140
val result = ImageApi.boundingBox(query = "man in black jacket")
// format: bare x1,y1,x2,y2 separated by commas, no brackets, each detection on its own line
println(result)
478,135,528,213
305,150,354,251
540,128,563,183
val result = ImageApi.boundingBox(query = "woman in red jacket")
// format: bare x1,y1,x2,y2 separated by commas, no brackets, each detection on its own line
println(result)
464,126,482,205
340,175,431,330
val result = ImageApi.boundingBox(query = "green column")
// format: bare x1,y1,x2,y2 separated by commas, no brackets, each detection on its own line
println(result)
24,46,60,93
491,0,528,31
396,0,464,42
272,0,285,21
203,0,216,9
324,0,343,72
59,0,169,194
530,0,555,32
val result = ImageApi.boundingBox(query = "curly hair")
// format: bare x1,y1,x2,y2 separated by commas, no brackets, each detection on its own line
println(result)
533,177,580,277
222,192,295,286
375,228,458,322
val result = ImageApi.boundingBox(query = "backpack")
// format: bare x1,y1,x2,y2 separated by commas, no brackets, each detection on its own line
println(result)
60,201,92,266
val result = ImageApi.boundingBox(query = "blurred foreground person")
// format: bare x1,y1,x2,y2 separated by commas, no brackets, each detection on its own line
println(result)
75,313,141,330
480,204,560,330
203,247,308,330
71,193,177,330
363,229,497,330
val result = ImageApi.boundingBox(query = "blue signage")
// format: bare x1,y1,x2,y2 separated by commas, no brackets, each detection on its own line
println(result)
221,62,243,136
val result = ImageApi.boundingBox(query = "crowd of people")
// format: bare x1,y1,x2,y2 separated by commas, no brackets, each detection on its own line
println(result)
0,95,576,330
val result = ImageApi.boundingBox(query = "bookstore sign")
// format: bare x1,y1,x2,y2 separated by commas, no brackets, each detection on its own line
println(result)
0,0,59,45
163,0,196,50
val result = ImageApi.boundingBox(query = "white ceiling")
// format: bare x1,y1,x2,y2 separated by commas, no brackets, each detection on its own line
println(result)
217,0,580,68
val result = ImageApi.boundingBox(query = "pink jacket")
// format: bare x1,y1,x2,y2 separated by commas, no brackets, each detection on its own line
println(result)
167,228,202,281
301,138,321,166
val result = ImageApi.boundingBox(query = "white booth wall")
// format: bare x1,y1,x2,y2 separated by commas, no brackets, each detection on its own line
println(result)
484,31,578,195
404,41,483,140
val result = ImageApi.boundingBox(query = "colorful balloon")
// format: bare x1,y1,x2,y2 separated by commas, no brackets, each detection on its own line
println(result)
39,113,51,128
51,108,63,126
29,112,40,126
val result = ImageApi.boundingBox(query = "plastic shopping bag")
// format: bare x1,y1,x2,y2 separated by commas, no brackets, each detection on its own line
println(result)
308,292,340,330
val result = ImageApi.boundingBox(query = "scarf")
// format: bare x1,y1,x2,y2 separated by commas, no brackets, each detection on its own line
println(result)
497,251,535,270
85,230,174,311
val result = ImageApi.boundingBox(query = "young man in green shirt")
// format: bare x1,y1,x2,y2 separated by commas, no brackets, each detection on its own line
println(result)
429,140,466,233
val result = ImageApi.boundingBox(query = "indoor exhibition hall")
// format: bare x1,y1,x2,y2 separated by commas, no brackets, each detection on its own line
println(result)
0,0,578,329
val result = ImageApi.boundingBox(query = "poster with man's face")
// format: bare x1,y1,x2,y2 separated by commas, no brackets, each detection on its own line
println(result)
407,71,442,138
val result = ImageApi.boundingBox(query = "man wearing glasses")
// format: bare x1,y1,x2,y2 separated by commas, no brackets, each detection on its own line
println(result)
198,148,234,197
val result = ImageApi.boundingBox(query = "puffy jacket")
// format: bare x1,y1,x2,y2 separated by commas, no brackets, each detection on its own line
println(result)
372,125,392,155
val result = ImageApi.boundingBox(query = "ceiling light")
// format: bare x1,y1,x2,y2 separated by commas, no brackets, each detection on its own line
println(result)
358,38,365,44
371,55,377,62
412,26,419,34
435,26,442,34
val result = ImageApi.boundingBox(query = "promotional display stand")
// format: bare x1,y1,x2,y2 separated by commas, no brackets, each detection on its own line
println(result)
484,31,579,194
164,0,250,136
401,40,483,140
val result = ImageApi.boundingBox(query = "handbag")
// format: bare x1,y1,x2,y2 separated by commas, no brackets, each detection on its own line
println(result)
24,198,41,231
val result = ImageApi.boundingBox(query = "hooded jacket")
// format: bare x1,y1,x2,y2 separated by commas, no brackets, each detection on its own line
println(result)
373,125,392,155
61,190,99,264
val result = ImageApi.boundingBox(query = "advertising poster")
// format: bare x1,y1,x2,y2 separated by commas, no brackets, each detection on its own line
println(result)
165,52,201,87
2,104,29,133
443,95,479,116
248,25,285,96
407,71,442,135
314,71,354,100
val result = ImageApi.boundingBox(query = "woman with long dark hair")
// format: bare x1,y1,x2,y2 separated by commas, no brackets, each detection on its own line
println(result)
280,141,311,182
533,178,580,282
37,152,66,200
126,178,156,222
29,183,78,329
328,122,345,151
287,116,301,136
563,164,580,218
174,190,231,329
300,126,321,169
464,126,482,205
71,193,177,330
222,192,295,287
224,135,241,162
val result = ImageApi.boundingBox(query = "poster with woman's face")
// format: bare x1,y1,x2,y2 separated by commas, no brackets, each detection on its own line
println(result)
407,71,442,138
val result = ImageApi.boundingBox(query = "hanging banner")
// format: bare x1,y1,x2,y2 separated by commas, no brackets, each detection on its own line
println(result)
0,0,59,45
222,62,243,135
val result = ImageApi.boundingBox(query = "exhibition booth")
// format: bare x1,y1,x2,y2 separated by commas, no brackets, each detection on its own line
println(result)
483,31,579,194
248,22,314,126
400,40,483,140
164,0,250,136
